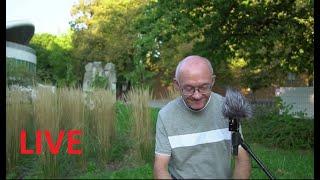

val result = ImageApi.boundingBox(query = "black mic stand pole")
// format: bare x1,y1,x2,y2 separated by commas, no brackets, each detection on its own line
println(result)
229,118,276,180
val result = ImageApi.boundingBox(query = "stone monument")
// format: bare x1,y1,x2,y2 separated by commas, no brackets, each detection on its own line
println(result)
104,63,117,92
82,61,117,92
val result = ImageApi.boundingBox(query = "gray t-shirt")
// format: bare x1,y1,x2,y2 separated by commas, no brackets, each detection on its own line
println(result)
155,92,234,179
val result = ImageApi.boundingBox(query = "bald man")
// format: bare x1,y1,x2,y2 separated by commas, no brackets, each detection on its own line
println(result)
154,55,251,179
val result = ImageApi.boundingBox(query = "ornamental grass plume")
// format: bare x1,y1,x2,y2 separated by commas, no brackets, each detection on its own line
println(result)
33,87,61,177
6,88,32,172
126,87,154,163
90,88,116,163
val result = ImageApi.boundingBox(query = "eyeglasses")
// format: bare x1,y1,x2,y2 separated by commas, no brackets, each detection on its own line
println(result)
180,84,212,96
176,75,216,96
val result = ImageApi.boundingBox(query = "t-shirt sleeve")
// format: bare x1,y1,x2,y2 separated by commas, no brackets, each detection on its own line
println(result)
155,113,171,156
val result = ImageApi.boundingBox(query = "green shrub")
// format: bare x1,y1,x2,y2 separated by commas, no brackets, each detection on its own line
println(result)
91,74,108,89
242,98,314,150
115,101,132,136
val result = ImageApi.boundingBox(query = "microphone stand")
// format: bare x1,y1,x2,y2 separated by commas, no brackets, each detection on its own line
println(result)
229,118,276,179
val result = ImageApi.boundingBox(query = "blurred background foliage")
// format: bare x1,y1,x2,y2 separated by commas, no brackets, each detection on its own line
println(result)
29,0,313,91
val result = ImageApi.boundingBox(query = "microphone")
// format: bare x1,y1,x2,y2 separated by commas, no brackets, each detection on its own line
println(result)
222,88,253,155
221,88,276,179
222,88,252,121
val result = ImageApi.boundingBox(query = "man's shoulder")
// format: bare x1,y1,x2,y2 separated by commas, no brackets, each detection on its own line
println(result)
213,91,224,97
212,92,225,102
158,97,181,117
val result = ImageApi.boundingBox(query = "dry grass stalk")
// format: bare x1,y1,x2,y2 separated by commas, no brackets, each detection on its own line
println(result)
161,85,180,100
6,89,32,172
90,89,116,163
58,87,86,168
59,87,86,130
126,87,154,163
33,87,62,177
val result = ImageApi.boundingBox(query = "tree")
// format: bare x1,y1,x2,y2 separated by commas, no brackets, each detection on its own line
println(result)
131,1,201,86
189,0,314,89
134,0,314,90
30,32,78,87
69,0,314,91
70,0,150,88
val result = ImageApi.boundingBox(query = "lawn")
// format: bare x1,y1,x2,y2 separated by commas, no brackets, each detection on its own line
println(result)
69,143,314,179
247,143,313,179
6,142,314,179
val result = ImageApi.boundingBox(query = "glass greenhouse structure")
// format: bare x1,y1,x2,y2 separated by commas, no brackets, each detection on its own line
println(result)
6,20,36,86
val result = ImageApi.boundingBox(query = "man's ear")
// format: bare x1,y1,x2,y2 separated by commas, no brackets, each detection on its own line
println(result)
173,78,180,91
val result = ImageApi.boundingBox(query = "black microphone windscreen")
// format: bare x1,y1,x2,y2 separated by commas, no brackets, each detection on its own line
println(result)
222,88,253,120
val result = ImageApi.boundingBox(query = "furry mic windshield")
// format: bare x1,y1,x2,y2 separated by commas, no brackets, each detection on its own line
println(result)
222,88,252,119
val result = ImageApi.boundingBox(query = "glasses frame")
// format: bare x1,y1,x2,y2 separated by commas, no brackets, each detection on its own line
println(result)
177,75,216,97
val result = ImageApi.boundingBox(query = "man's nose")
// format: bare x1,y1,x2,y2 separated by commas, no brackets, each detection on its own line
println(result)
192,89,202,99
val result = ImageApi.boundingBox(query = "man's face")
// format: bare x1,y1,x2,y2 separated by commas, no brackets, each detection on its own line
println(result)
176,63,213,111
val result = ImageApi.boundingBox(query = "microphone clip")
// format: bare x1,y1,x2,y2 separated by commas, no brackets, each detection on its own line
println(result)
228,118,239,132
228,118,241,156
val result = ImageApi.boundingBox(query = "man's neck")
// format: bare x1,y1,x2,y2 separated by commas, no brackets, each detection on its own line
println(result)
181,93,212,112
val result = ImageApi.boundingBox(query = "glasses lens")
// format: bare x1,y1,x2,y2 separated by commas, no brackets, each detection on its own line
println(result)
181,84,212,96
182,89,194,96
198,85,211,93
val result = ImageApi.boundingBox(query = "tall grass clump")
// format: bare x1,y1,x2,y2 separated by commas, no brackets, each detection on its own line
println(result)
6,88,33,172
58,87,86,171
33,87,62,178
126,87,154,163
161,86,180,100
89,89,116,164
59,87,86,130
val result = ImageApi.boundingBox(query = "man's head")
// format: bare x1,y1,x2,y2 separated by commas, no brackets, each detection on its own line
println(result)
174,55,215,111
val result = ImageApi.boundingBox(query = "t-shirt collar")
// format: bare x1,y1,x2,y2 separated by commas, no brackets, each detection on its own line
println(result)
181,93,212,112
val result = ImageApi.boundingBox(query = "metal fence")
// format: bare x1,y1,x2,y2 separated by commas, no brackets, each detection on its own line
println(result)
249,99,275,107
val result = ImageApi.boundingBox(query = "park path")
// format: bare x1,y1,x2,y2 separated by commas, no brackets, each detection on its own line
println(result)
148,99,170,109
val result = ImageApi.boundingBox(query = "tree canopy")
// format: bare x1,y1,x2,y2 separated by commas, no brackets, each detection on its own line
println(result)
70,0,151,87
30,32,78,87
31,0,314,91
131,0,314,89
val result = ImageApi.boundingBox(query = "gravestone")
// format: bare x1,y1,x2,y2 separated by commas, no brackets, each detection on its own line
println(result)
82,61,117,92
104,63,117,93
